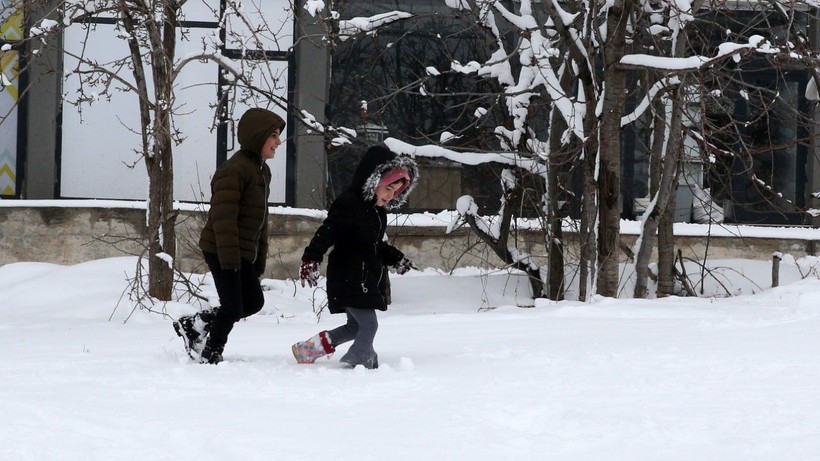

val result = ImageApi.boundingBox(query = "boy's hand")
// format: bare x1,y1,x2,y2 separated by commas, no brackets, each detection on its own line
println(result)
300,260,320,287
394,257,417,275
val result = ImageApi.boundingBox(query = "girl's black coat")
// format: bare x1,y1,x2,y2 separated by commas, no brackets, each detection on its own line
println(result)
302,146,415,314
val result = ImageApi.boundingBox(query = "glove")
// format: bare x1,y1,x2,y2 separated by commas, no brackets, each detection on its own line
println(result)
300,260,320,287
394,257,417,275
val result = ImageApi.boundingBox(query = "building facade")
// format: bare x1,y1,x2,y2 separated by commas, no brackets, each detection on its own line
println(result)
1,0,330,209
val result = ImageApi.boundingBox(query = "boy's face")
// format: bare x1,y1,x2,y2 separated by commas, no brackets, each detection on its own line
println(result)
261,129,282,160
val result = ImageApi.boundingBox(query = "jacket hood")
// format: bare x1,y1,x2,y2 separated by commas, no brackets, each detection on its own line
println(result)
351,145,419,209
237,108,286,158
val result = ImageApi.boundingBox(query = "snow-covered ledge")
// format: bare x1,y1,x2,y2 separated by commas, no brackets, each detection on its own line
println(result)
1,200,818,279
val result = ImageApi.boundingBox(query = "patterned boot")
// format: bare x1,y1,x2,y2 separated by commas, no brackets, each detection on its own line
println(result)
173,308,217,359
292,331,335,364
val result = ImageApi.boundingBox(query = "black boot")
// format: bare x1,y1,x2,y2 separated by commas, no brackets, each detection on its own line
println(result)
200,339,224,365
340,352,379,369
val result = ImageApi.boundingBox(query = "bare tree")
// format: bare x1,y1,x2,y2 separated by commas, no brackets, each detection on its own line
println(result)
626,0,820,297
7,0,291,301
312,0,820,302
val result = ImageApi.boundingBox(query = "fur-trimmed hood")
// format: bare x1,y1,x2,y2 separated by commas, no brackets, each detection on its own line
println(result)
351,146,419,209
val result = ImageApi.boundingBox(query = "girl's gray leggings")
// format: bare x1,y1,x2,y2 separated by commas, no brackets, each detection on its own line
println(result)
327,307,378,367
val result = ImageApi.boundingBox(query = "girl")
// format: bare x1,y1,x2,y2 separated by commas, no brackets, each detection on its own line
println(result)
293,145,419,369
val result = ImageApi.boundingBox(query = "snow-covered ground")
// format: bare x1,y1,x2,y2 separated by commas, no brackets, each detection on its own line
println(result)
2,256,820,460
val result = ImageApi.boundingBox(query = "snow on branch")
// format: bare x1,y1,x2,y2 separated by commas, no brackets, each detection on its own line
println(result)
450,173,545,294
620,35,777,71
477,4,584,140
454,195,497,238
338,11,413,41
29,18,59,37
174,51,241,77
445,0,471,11
384,138,547,175
508,246,540,272
298,110,360,145
548,0,580,27
300,110,326,133
303,0,325,16
452,60,483,74
62,1,107,24
621,76,680,126
491,0,538,31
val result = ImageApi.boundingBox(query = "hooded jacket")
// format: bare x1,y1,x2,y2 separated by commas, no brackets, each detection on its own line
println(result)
199,108,285,273
303,145,419,313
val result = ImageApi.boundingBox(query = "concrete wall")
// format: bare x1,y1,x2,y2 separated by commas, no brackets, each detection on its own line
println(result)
0,206,509,279
1,206,819,280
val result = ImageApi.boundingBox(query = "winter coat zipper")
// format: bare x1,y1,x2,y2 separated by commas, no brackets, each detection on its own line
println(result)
252,160,268,264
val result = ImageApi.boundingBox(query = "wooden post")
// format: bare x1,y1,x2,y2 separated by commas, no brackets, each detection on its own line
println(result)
772,252,781,288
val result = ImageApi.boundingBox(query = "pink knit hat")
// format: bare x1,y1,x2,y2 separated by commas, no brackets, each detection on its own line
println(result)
378,167,411,194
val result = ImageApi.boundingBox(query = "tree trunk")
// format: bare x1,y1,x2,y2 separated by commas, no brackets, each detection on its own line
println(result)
578,63,601,303
146,149,176,301
657,193,677,296
579,133,598,301
596,0,632,297
464,185,545,299
145,3,180,301
633,21,690,298
547,101,566,301
633,89,684,297
541,0,599,301
634,90,666,298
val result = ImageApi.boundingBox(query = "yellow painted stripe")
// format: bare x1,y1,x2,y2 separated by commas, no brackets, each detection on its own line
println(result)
0,51,15,67
2,85,17,101
0,82,18,102
0,167,15,194
0,3,23,41
0,51,18,101
0,164,15,177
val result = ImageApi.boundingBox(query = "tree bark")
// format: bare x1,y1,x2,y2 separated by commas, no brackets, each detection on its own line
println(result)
541,0,599,301
633,18,692,298
596,0,632,297
633,91,665,298
657,195,677,296
127,1,179,301
547,118,566,301
150,2,179,301
464,185,545,299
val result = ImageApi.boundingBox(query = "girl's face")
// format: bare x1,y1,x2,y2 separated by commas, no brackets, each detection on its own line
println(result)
261,129,282,160
375,180,406,206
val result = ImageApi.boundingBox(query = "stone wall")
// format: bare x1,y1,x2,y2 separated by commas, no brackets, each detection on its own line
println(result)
0,206,506,279
1,205,819,280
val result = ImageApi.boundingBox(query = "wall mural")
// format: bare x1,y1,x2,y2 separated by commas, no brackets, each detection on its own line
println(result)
0,0,22,196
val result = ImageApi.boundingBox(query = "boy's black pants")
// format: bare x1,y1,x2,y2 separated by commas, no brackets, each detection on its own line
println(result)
203,252,265,348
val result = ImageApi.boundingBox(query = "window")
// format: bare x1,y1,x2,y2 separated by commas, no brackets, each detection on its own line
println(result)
327,0,503,211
